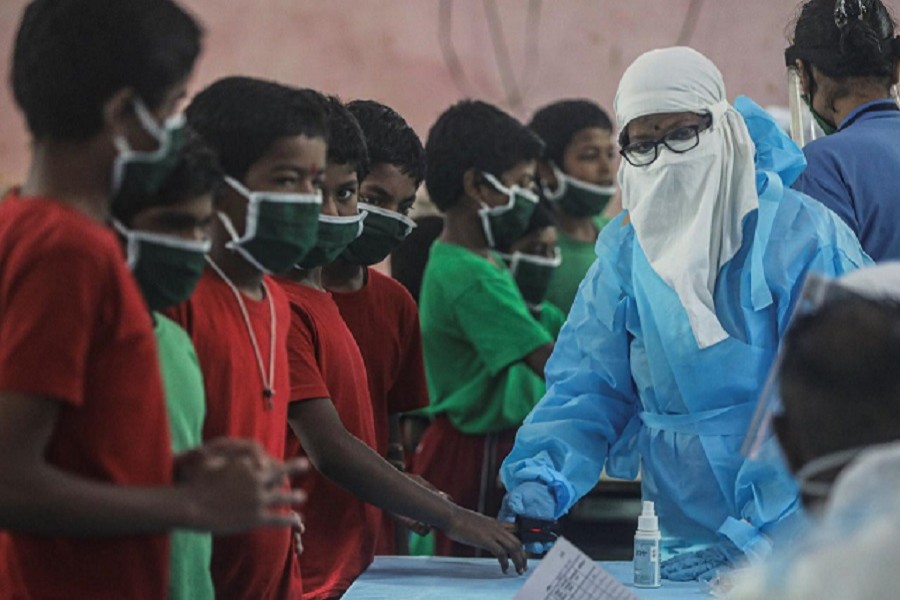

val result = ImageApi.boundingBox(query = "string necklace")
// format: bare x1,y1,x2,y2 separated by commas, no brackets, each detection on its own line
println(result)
206,256,276,409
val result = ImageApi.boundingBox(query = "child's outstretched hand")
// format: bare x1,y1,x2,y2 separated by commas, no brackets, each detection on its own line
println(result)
443,507,527,575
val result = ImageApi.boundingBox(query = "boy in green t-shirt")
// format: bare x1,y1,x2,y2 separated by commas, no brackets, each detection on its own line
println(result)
497,199,567,340
110,134,224,600
411,100,555,557
528,100,618,315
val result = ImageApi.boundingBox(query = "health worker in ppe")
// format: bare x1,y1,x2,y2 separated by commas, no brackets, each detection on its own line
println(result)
499,46,872,582
728,263,900,600
788,0,900,261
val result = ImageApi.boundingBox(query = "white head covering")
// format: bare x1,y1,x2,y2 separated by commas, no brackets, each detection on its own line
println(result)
615,47,758,349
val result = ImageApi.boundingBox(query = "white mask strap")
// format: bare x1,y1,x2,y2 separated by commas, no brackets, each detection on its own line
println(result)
357,203,416,235
796,446,869,498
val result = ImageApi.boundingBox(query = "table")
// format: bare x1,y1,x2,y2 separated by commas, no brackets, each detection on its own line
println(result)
344,556,709,599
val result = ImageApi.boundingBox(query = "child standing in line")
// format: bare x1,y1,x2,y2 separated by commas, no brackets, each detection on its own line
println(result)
411,100,554,557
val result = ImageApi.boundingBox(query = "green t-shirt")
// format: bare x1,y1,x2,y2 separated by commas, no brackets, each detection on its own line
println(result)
545,215,611,315
419,242,553,435
154,313,214,600
534,300,566,340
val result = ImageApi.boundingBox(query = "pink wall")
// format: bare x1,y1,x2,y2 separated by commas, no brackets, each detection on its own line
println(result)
2,0,896,185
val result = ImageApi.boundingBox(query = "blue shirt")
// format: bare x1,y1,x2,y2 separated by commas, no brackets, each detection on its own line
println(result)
793,99,900,261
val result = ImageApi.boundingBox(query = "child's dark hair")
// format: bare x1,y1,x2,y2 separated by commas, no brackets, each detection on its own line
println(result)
390,215,444,303
346,100,426,185
12,0,201,141
780,293,900,454
325,96,369,181
528,100,613,168
113,128,223,226
425,100,544,211
186,78,328,181
790,0,899,82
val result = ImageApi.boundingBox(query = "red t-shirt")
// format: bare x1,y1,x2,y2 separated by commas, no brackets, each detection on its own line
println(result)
276,278,380,600
330,268,430,456
0,194,172,600
166,270,302,600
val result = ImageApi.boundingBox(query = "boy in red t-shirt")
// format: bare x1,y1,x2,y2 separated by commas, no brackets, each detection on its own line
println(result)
323,100,431,555
0,4,303,600
167,77,329,600
277,95,527,600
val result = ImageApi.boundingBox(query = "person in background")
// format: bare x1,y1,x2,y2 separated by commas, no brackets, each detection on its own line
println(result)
789,0,900,260
500,47,871,583
412,100,554,557
325,99,431,555
172,77,326,600
528,99,618,314
278,95,526,599
729,264,900,600
496,199,566,339
111,132,223,600
0,4,303,599
390,211,444,304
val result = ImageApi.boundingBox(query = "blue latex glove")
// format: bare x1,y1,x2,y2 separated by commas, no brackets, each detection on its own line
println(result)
498,481,557,554
659,542,742,582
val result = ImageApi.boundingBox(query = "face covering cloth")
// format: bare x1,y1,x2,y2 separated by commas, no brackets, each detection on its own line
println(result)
615,47,759,349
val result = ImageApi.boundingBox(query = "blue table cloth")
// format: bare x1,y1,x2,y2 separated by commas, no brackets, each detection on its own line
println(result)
344,557,709,599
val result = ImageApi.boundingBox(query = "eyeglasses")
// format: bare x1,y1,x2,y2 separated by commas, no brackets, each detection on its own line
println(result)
619,114,713,167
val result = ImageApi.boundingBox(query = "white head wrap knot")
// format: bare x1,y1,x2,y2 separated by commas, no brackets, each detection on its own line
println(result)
615,47,758,349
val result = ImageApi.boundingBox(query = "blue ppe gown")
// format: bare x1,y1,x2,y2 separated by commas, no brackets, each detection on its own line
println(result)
793,99,900,262
500,97,872,557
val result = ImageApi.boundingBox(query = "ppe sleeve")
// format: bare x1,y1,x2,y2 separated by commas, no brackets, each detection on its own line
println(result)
500,249,639,518
723,198,867,557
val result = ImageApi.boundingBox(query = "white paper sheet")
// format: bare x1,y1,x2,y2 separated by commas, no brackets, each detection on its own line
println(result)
514,537,640,600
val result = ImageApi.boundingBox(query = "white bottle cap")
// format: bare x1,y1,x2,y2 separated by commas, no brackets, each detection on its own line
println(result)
638,501,658,532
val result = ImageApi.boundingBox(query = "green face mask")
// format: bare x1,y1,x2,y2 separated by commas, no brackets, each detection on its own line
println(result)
544,164,616,218
340,203,416,266
114,220,211,311
803,94,838,136
296,212,366,269
220,177,323,275
499,248,562,308
479,172,539,249
111,98,186,210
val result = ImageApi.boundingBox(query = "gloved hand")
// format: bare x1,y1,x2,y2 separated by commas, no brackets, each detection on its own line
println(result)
660,541,743,582
498,481,557,554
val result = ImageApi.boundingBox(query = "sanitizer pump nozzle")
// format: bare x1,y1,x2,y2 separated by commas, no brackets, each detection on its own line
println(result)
633,501,661,588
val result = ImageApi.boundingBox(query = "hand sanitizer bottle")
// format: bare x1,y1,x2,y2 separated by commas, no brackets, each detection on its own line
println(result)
633,501,660,588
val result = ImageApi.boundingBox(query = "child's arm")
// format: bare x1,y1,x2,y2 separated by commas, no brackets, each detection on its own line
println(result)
523,342,554,377
0,392,306,536
288,398,527,574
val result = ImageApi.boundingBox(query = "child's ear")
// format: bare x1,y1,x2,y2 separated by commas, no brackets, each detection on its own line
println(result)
536,160,557,190
102,87,137,140
462,168,486,204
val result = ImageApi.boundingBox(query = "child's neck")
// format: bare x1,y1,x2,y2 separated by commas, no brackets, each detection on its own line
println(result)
441,207,491,258
208,221,265,300
21,141,111,222
557,211,598,243
281,265,324,291
322,258,366,293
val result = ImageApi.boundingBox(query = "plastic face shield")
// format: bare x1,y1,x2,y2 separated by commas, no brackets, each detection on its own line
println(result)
786,66,817,147
742,273,862,458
